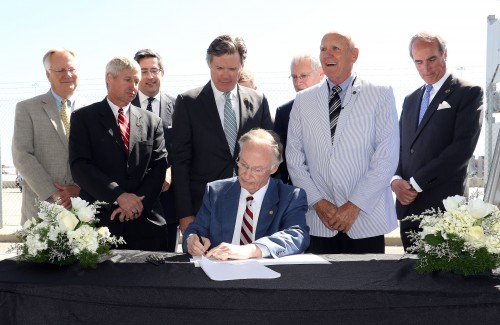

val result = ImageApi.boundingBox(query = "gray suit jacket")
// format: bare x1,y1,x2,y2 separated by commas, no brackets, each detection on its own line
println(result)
12,90,84,224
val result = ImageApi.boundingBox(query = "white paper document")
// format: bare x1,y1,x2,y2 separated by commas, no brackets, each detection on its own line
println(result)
191,254,330,267
199,256,281,281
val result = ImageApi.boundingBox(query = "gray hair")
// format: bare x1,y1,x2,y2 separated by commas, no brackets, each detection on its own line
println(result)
409,32,447,58
290,54,321,73
133,48,164,70
105,56,140,78
238,128,283,165
206,34,247,65
42,48,76,71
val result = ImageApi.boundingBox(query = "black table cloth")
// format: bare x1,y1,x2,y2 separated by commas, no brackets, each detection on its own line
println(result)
0,251,499,324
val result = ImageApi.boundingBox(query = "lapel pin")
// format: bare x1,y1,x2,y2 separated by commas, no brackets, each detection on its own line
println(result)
269,210,274,215
444,89,451,94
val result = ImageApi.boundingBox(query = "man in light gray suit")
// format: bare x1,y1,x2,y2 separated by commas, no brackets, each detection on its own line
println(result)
12,48,82,225
286,31,399,254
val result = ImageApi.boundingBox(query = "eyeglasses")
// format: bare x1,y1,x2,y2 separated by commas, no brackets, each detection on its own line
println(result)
50,68,77,75
141,68,162,76
236,158,273,176
289,72,312,82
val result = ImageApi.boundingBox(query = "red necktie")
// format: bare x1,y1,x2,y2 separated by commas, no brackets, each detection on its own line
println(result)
240,196,254,245
118,107,130,154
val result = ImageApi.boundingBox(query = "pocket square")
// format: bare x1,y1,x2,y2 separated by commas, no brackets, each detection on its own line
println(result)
437,101,451,110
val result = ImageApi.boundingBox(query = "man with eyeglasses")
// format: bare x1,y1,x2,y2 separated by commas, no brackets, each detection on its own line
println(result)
183,129,309,260
172,35,273,236
273,54,324,185
12,48,83,225
132,49,178,252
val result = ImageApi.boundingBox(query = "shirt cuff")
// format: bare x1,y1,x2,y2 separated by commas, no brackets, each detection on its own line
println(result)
390,175,402,185
409,177,423,193
254,243,270,258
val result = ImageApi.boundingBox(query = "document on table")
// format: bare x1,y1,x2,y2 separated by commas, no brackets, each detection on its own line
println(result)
198,256,281,281
191,254,330,267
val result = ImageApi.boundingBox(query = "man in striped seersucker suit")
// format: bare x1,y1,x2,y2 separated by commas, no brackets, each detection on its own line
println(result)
286,31,399,254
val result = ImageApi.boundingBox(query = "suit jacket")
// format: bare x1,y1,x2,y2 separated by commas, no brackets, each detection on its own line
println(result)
132,91,177,224
273,99,294,184
182,177,310,258
286,77,399,238
172,82,273,219
68,98,168,242
395,74,483,220
12,90,85,224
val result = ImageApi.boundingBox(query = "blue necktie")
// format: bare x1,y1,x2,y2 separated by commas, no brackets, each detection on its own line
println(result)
418,84,433,125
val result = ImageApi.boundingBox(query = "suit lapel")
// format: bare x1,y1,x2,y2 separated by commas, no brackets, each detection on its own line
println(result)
412,75,455,143
255,179,279,239
201,82,232,154
41,91,68,147
98,98,128,156
219,179,241,243
332,77,361,149
159,92,173,127
128,105,143,156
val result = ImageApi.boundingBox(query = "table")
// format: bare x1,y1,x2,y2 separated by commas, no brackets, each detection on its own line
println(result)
0,251,499,324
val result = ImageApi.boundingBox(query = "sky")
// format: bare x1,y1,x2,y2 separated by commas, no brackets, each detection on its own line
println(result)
0,0,499,165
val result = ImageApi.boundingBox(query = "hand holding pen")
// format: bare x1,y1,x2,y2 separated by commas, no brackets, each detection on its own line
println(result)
187,231,211,256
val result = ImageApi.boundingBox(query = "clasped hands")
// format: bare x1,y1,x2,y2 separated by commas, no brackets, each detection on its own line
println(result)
314,199,360,233
50,183,80,210
187,234,262,260
110,192,145,222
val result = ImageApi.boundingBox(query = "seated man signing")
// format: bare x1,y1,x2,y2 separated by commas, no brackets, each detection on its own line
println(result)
183,129,310,260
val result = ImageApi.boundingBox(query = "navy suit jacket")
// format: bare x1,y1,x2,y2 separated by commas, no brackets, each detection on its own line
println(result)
132,92,176,224
182,177,310,258
395,74,483,220
69,98,168,241
172,82,273,219
273,99,294,184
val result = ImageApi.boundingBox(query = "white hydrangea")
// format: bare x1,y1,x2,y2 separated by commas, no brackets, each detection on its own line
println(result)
25,234,48,256
67,224,99,254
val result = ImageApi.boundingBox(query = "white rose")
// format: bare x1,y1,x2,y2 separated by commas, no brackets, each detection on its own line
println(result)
77,206,94,223
71,197,89,211
420,226,436,239
442,195,466,212
465,226,485,246
97,227,110,238
56,210,79,231
467,199,497,219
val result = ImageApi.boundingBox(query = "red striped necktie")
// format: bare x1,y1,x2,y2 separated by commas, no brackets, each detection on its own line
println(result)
240,195,254,245
118,107,130,155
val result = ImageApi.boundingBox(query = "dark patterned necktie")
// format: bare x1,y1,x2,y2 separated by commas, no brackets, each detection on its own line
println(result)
240,196,254,245
329,85,342,143
146,97,154,112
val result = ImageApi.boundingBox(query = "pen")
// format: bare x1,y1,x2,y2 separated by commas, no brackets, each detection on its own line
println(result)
197,231,205,246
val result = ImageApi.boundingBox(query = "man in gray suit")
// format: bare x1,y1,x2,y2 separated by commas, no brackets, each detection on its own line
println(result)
12,48,82,225
286,31,399,254
132,49,178,252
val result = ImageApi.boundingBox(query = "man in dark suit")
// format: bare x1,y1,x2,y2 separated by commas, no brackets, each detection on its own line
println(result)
172,35,273,234
184,129,309,259
273,54,323,184
391,32,483,251
69,56,168,251
132,49,178,252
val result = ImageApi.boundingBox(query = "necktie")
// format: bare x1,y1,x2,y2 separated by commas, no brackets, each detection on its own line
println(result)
418,84,433,125
146,97,154,112
60,99,71,138
328,85,342,143
240,196,254,245
223,92,238,156
118,107,130,155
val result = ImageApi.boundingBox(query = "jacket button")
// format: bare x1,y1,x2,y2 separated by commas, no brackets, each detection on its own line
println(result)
410,148,415,154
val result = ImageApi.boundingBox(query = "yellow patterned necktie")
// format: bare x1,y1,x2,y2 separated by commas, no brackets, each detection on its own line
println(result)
60,99,71,137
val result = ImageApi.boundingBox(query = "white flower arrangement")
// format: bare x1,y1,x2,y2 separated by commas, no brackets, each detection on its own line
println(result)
405,195,500,276
11,198,125,268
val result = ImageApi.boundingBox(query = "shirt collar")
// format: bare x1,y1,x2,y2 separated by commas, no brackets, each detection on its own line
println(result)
211,80,237,100
138,90,160,104
429,71,450,92
106,97,130,116
50,89,74,110
240,178,270,203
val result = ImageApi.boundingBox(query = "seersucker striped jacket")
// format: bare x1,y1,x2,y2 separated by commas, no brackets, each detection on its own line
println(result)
286,75,399,238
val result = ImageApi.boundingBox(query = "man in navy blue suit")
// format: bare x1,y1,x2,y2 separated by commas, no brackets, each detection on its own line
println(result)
273,54,324,184
183,129,309,260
